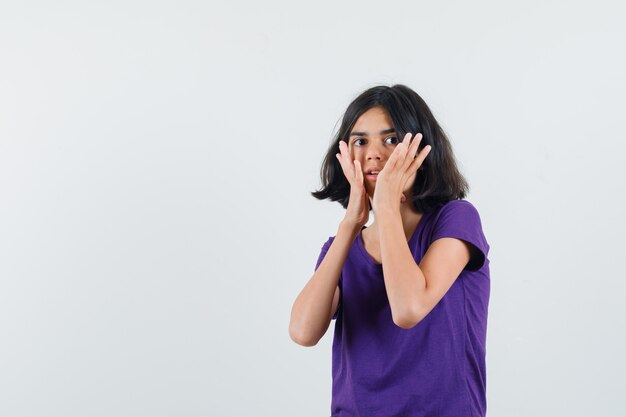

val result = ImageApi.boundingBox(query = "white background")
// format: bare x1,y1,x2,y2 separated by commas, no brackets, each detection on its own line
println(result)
1,1,625,416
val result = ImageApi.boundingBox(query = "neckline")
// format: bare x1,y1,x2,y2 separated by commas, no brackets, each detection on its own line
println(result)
357,210,431,268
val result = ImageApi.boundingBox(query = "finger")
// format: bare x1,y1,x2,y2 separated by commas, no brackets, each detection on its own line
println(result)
336,147,349,179
405,133,422,167
337,141,354,179
338,140,347,160
342,140,354,161
399,133,414,171
398,132,410,153
384,133,409,173
410,133,423,158
400,131,411,146
354,159,363,185
335,153,344,172
397,132,422,176
389,132,412,172
401,132,413,156
335,145,345,169
407,143,432,174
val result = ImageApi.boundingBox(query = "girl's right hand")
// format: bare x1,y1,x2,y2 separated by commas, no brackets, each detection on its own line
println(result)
335,140,369,230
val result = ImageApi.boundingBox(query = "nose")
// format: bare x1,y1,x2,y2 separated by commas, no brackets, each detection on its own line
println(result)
365,141,385,161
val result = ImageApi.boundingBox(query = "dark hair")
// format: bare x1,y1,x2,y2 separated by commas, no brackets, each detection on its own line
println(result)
311,84,469,213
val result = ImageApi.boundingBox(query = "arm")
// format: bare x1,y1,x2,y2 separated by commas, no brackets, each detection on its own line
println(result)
377,208,472,329
288,221,359,346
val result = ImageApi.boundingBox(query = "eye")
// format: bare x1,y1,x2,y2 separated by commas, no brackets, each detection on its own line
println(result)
353,138,366,146
386,136,398,144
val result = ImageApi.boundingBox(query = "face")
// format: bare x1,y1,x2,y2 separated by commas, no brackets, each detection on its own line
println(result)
347,106,400,196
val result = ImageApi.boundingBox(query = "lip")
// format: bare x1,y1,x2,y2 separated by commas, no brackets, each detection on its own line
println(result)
365,167,382,178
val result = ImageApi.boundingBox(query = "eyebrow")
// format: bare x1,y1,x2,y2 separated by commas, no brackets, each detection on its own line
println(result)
349,128,396,137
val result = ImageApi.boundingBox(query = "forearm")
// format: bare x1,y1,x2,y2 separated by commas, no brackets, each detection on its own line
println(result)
289,221,360,346
376,208,426,328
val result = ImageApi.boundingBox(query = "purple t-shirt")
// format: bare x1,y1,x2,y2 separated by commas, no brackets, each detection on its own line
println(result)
314,199,490,417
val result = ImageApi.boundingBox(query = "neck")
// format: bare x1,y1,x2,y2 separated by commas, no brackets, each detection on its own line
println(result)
366,196,423,240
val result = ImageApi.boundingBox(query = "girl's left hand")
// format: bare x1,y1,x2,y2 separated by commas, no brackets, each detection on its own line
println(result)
372,132,432,213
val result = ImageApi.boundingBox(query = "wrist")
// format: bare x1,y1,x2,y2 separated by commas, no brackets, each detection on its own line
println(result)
338,220,363,237
374,204,400,217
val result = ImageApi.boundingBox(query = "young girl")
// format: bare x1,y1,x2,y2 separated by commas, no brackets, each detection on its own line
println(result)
289,84,490,417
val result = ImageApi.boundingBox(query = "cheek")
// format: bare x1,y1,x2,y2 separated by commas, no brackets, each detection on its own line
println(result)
348,147,358,160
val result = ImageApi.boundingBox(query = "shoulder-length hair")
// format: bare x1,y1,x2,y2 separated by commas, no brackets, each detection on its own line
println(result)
311,84,469,213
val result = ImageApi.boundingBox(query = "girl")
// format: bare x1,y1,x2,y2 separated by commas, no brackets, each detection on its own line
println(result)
289,84,490,417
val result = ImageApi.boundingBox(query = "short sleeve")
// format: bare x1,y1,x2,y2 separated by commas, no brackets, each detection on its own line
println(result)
315,236,335,271
430,200,490,272
314,236,341,320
